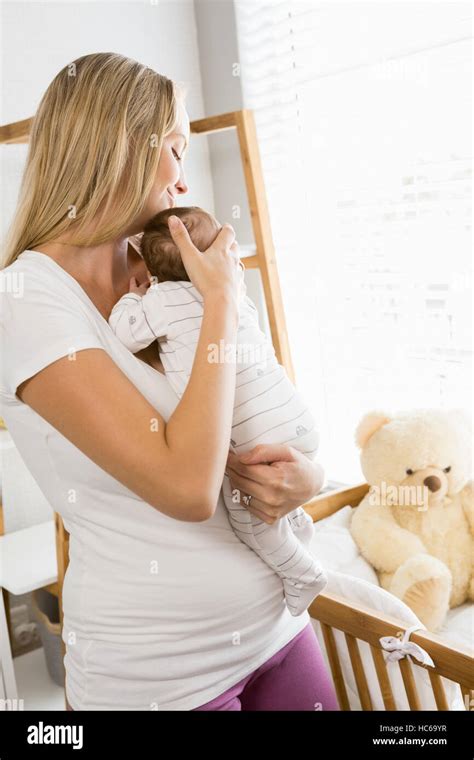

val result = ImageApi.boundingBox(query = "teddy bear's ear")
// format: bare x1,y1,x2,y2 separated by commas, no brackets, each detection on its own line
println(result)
355,411,391,449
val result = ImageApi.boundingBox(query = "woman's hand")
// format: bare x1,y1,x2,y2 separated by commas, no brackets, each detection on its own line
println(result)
225,444,325,524
167,215,244,304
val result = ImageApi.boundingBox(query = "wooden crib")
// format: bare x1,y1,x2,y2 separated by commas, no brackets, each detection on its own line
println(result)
304,483,474,711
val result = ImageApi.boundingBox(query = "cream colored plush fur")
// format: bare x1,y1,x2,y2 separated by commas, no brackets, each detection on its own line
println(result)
350,409,473,631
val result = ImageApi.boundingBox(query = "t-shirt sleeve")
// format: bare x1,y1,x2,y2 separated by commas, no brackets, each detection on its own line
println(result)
0,274,105,398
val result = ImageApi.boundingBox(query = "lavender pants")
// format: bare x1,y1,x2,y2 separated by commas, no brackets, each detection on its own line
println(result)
192,622,339,711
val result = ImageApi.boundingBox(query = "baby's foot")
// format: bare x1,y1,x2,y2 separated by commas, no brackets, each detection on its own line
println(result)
283,567,328,617
287,509,314,547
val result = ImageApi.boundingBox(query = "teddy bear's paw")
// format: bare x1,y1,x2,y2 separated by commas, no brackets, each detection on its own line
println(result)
402,576,451,631
390,554,452,631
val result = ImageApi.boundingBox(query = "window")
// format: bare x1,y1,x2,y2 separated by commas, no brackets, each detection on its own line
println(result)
235,0,472,482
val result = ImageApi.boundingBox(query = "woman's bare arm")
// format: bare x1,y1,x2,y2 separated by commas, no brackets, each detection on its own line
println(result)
17,291,239,522
17,218,245,523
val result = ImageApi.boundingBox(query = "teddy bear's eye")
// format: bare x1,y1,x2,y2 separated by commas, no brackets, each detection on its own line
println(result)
444,466,451,473
406,468,414,475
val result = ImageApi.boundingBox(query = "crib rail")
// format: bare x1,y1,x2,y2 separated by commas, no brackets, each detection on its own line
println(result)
304,482,369,522
309,591,473,710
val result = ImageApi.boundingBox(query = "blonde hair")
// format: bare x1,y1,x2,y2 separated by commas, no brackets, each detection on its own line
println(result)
2,52,185,268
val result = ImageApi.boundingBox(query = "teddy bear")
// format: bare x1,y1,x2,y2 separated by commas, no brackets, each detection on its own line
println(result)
350,409,473,631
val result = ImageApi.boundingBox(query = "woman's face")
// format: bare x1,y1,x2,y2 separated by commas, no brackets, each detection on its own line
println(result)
130,100,190,234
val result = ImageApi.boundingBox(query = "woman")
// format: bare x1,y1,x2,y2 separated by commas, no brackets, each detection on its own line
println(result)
0,53,338,711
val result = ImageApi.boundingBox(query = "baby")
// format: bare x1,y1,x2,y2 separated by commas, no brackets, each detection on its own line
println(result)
109,206,328,617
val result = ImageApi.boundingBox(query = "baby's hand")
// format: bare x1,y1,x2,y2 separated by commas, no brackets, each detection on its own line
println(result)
129,275,150,296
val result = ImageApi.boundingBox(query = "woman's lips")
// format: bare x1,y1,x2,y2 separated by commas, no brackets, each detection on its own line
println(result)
167,191,175,207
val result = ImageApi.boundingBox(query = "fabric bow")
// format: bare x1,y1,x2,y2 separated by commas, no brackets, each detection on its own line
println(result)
379,624,435,667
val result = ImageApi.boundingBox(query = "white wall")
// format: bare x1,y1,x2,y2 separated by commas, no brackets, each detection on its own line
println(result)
0,0,215,241
194,0,249,241
194,0,271,337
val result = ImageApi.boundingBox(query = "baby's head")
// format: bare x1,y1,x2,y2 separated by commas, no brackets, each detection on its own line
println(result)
141,206,222,283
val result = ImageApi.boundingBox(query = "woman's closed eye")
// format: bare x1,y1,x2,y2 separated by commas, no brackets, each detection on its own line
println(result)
172,148,182,162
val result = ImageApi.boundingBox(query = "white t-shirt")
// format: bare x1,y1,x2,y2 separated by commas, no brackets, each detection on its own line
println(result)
0,250,309,710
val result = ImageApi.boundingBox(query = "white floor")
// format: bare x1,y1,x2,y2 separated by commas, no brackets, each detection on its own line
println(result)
15,647,66,710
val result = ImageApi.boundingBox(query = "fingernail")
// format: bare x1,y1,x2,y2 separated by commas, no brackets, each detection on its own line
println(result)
168,215,179,229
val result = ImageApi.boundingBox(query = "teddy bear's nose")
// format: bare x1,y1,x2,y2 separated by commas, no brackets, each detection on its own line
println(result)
424,475,442,492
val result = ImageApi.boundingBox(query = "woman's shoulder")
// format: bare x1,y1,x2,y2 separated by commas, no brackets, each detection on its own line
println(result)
3,248,69,283
1,250,99,319
0,250,105,399
2,250,69,302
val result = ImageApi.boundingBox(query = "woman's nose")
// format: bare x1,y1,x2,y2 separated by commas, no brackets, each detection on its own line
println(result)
175,167,189,196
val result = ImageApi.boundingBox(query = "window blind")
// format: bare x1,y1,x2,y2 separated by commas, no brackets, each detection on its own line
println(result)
235,0,472,483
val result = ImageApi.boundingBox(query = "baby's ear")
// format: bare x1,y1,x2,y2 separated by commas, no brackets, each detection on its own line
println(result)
355,411,392,449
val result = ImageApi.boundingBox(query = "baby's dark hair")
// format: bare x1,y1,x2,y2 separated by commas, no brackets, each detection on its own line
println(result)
141,206,221,283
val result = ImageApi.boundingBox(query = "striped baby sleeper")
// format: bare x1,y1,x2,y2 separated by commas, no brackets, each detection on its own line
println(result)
109,280,328,616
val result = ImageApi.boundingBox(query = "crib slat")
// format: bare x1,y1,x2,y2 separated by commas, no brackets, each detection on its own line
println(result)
460,685,474,711
370,645,397,711
399,658,422,710
321,623,350,711
427,670,449,710
345,633,373,711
